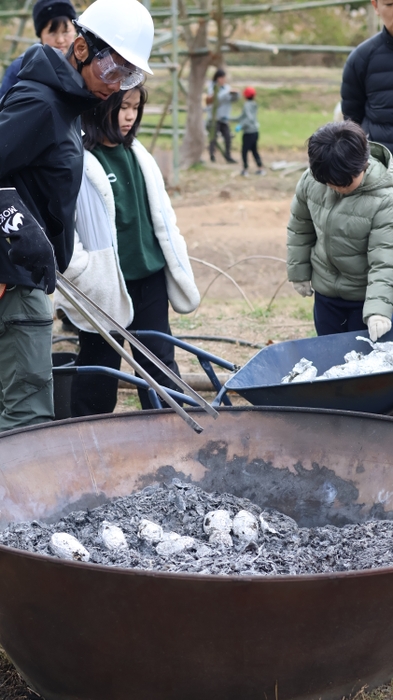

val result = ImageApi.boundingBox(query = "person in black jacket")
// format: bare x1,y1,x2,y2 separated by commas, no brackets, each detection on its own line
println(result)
0,0,77,99
341,0,393,152
0,0,154,432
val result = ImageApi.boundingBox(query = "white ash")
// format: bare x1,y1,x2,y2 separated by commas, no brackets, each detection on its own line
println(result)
2,480,393,576
281,337,393,384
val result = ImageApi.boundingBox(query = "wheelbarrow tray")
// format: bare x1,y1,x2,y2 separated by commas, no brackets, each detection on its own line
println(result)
225,328,393,413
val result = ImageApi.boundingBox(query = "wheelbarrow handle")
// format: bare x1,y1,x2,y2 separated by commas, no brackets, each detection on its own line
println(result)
55,274,213,434
53,365,202,408
133,331,236,371
133,331,233,406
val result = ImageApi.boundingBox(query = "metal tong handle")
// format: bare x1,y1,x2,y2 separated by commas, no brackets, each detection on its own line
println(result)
56,273,218,433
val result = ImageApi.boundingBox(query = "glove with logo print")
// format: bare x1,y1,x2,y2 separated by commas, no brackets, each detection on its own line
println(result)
0,188,56,293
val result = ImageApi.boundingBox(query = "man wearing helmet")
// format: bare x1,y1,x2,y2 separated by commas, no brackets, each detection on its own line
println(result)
0,0,154,431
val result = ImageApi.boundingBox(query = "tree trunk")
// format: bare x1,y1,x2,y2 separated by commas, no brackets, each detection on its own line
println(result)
180,52,211,168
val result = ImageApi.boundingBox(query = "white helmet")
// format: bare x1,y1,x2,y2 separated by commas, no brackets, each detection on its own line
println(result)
76,0,154,74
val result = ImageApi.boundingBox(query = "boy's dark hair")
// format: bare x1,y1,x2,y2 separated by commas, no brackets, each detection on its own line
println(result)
213,68,226,82
308,120,370,187
82,85,148,151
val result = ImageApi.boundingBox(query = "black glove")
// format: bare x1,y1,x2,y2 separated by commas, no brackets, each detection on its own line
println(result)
0,188,56,294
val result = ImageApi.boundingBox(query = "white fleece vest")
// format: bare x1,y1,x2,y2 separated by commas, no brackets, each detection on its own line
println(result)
55,140,200,332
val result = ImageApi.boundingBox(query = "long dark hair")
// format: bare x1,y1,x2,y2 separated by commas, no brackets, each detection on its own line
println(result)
82,85,148,152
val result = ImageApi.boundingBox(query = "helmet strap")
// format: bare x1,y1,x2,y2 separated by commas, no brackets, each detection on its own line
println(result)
73,26,102,72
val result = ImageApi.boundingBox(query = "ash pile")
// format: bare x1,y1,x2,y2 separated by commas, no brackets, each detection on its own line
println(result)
1,479,393,576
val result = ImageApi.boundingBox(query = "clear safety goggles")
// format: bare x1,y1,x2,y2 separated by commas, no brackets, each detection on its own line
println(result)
91,47,143,90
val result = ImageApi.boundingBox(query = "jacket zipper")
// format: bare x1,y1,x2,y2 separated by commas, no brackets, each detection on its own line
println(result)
8,319,53,327
324,191,342,294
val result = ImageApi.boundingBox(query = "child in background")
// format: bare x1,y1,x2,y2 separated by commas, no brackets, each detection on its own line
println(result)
234,86,266,177
287,120,393,341
0,0,77,97
206,68,238,164
55,84,200,415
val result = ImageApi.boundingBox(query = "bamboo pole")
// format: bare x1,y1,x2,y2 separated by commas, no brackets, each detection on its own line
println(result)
1,0,33,75
149,0,368,18
222,39,355,53
172,0,179,185
152,41,355,57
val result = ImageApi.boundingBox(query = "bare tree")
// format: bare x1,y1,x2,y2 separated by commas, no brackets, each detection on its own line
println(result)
179,0,215,168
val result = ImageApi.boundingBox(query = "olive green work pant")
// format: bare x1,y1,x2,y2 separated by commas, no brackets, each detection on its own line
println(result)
0,286,54,431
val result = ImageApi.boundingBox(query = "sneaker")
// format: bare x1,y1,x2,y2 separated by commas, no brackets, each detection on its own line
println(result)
226,157,237,164
240,169,249,177
256,168,267,176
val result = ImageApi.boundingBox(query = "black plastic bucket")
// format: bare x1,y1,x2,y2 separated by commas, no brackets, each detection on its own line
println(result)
52,352,77,420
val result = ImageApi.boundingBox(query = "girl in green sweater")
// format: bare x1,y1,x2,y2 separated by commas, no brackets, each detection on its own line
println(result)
56,85,200,415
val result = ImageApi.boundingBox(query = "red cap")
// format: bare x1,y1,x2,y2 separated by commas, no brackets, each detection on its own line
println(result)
243,86,256,99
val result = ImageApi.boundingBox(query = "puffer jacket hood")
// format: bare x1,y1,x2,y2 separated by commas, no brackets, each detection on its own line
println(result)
17,43,97,113
355,141,393,190
287,141,393,321
0,44,99,288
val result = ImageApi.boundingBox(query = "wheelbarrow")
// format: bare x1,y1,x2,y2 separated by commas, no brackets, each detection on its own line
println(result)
55,268,393,417
219,327,393,414
53,326,393,418
52,332,236,420
1,407,393,699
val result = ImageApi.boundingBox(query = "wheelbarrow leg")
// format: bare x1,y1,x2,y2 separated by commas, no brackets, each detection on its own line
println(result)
198,358,232,405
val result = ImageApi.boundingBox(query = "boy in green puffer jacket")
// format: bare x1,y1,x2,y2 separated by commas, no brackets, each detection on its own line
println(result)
287,120,393,341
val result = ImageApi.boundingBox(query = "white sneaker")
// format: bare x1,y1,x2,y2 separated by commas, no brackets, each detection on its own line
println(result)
240,169,249,177
256,168,267,176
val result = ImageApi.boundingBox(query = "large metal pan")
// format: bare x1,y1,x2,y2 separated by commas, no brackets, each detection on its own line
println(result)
1,407,393,699
223,328,393,413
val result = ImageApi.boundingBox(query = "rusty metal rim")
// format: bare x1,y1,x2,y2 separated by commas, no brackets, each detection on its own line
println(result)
1,404,393,439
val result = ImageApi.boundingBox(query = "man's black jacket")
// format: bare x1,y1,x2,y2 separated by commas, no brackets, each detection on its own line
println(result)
0,44,99,287
341,27,393,154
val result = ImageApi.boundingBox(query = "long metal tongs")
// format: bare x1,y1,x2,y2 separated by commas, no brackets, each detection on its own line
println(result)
56,272,218,433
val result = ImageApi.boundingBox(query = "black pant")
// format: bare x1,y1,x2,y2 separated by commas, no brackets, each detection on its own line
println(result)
209,120,232,160
242,132,262,170
70,268,182,415
313,291,367,336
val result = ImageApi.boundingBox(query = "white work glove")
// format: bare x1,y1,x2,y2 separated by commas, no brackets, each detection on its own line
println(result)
367,314,392,342
293,281,313,297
